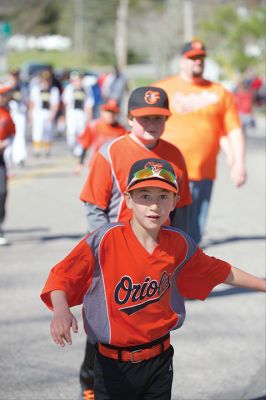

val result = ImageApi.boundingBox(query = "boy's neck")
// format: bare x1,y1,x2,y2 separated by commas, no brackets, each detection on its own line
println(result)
130,219,160,254
129,133,158,150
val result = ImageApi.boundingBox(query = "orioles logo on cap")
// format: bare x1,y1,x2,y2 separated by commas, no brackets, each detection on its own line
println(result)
145,161,164,173
144,90,161,105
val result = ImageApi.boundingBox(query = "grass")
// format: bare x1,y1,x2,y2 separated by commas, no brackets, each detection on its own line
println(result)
7,50,104,71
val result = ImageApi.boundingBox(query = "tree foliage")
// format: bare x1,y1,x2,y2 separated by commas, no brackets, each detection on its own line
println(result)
199,4,266,73
2,0,265,74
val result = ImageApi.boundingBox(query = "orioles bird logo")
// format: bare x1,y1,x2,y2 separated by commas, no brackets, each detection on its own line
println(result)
144,90,161,104
144,161,164,173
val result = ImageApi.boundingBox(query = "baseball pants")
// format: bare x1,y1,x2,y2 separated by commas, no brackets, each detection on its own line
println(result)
80,340,95,390
93,345,174,400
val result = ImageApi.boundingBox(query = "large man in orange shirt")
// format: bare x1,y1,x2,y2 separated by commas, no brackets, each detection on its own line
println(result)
155,40,246,244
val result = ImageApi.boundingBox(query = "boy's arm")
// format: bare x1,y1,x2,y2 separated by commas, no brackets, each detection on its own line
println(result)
224,266,266,292
85,202,109,232
50,290,78,347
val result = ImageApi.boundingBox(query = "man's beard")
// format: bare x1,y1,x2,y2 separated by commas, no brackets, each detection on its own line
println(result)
192,69,203,78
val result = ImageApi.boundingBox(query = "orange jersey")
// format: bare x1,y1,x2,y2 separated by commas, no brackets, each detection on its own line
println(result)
77,119,126,151
40,222,231,347
80,134,192,222
155,76,241,180
0,107,16,141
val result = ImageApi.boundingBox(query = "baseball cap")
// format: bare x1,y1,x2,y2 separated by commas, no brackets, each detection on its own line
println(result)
100,99,120,113
128,86,172,117
126,158,178,194
181,40,207,58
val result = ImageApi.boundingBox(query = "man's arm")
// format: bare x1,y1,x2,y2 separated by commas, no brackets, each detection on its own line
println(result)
224,266,266,292
227,127,247,187
170,206,189,232
50,290,78,347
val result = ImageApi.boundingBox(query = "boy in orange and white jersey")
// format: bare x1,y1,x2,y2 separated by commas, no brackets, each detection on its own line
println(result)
41,157,265,400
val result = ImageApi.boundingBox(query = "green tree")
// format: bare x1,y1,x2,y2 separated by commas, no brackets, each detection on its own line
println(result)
199,4,266,74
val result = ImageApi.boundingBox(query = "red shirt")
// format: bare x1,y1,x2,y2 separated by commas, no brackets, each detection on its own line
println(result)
41,222,231,347
0,107,15,141
77,119,126,151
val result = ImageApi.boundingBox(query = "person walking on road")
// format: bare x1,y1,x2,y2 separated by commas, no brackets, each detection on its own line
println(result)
40,157,266,400
0,86,16,245
75,99,126,174
8,69,28,167
28,70,60,157
78,86,192,399
62,71,94,156
154,39,247,244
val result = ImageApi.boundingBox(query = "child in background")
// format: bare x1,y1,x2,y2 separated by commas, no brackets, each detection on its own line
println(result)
75,99,126,175
0,86,16,245
41,157,266,400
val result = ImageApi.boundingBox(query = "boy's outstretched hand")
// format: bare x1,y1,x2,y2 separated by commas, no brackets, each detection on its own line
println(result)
50,290,78,347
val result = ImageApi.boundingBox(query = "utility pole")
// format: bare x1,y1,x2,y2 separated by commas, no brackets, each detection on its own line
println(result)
73,0,84,53
183,0,194,42
115,0,129,69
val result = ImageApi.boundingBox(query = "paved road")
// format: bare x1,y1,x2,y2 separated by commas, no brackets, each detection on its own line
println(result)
0,124,265,400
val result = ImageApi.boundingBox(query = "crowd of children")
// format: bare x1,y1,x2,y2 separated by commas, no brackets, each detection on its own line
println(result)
0,65,128,173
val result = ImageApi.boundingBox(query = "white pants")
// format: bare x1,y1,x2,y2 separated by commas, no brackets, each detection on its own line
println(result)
32,109,54,143
11,112,27,164
65,109,86,149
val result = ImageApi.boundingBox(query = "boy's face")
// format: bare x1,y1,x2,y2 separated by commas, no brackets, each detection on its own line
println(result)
101,109,117,124
125,187,178,231
128,115,166,147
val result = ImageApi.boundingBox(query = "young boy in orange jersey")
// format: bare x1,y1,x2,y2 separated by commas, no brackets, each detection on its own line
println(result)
80,86,191,234
75,99,126,175
41,157,266,400
78,86,192,399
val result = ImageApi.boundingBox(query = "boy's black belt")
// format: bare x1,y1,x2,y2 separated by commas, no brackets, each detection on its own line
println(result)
98,333,170,363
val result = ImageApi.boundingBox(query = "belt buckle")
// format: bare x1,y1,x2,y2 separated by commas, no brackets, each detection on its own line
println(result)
130,349,142,363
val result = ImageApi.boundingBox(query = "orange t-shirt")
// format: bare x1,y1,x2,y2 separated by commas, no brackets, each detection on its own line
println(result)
80,134,192,223
40,222,231,347
78,119,126,151
154,76,241,180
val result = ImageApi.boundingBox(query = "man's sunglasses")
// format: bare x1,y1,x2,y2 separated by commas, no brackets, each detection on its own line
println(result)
187,55,206,61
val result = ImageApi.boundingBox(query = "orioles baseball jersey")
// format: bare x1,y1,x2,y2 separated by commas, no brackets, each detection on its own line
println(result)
154,77,241,180
80,134,192,222
41,222,231,347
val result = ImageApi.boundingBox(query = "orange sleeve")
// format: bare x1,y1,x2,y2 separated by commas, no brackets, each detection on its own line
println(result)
222,90,241,134
177,248,231,300
79,152,113,209
40,238,94,309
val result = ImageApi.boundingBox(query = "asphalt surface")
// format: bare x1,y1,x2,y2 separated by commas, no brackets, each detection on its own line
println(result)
0,120,265,400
